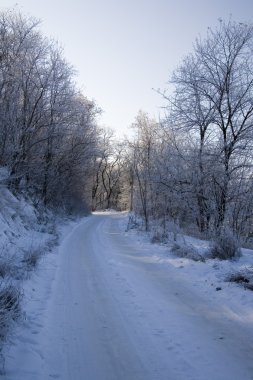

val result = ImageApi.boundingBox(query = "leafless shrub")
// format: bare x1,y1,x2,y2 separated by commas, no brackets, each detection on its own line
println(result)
151,226,168,244
171,243,205,262
22,248,43,270
45,236,59,252
0,251,21,279
0,282,22,341
126,214,140,231
150,218,182,244
0,281,22,374
210,230,241,260
0,259,14,279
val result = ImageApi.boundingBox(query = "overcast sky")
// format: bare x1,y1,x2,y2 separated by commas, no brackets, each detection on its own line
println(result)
1,0,253,136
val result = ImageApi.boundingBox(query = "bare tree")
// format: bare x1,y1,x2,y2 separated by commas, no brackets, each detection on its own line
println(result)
0,9,100,213
130,111,159,231
91,128,125,210
164,19,253,232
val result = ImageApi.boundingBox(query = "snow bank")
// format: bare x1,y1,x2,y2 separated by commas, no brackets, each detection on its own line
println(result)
121,214,253,327
0,174,59,370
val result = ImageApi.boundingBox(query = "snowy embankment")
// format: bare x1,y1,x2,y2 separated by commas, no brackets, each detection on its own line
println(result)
2,211,253,380
123,217,253,328
0,168,67,372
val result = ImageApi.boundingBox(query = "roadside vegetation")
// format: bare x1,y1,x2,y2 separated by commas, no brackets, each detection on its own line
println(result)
116,20,253,259
93,21,253,257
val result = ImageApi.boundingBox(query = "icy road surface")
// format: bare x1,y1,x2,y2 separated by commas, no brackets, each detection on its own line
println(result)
4,213,253,379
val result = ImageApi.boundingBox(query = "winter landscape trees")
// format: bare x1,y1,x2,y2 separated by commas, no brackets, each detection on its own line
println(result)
91,128,127,211
0,10,100,213
1,10,253,239
0,9,104,356
128,20,253,241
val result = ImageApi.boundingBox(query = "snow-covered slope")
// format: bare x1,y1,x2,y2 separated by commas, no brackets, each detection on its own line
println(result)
0,189,55,270
0,169,59,370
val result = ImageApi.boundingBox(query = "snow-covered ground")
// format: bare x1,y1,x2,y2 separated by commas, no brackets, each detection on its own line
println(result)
3,213,253,380
2,211,253,379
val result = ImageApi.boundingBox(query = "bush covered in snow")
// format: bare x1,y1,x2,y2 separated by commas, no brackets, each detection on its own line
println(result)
210,230,241,260
151,226,168,244
171,243,205,262
150,219,181,244
126,214,141,231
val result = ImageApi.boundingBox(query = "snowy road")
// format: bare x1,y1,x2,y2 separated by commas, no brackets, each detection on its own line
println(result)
5,212,253,379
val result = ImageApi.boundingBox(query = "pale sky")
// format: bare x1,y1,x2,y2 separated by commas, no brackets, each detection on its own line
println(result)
1,0,253,136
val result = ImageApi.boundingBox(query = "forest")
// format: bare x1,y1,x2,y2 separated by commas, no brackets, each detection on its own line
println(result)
93,19,253,246
1,10,253,244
